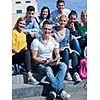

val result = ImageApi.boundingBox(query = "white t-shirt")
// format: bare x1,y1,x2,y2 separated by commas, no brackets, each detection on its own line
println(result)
51,9,71,26
31,36,59,60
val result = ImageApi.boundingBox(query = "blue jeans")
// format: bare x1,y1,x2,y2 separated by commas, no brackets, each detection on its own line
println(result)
60,48,79,73
70,39,82,55
36,62,67,94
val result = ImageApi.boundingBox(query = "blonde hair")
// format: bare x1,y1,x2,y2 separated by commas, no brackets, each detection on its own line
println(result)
58,14,68,21
81,9,87,25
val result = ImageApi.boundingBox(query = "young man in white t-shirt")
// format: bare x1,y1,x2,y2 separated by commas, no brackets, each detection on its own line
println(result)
31,20,71,100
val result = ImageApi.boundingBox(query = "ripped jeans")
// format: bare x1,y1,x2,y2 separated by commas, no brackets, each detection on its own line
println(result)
36,62,67,94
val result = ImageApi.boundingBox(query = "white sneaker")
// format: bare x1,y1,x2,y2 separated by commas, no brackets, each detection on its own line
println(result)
60,90,71,100
73,72,82,82
28,76,39,85
49,91,56,100
66,72,73,81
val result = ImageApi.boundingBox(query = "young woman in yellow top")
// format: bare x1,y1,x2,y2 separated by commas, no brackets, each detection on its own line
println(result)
12,17,39,85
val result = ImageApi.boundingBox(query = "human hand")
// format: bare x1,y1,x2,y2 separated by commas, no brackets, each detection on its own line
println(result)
28,31,34,37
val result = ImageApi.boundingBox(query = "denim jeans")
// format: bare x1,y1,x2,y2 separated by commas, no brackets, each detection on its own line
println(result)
70,39,82,55
36,62,67,94
60,48,79,73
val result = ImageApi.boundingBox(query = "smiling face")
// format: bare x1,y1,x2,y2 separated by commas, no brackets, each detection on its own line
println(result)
69,14,77,23
81,11,87,23
42,24,52,38
26,11,35,21
18,20,26,32
58,15,68,28
42,8,49,19
57,2,64,13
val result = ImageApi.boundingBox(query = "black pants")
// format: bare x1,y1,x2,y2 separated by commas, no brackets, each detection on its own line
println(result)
26,34,35,50
12,50,32,72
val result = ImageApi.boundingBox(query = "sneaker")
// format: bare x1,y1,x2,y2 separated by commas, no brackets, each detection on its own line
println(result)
66,72,73,81
73,72,82,82
49,91,56,100
60,90,71,100
28,76,39,85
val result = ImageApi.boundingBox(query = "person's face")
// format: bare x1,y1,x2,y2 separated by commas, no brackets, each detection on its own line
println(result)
59,17,67,28
69,14,77,23
82,13,87,22
57,3,64,13
42,24,52,38
26,11,35,21
42,9,49,19
18,20,26,31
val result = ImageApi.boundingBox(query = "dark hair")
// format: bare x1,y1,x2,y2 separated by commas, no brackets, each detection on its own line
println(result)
68,10,78,18
57,0,65,5
40,6,50,20
42,19,52,28
13,17,26,31
26,5,35,12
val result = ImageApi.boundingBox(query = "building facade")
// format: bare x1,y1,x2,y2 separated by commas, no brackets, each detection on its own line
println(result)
12,0,38,27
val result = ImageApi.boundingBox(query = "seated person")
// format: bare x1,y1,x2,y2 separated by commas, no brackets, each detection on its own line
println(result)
77,9,87,58
52,15,81,82
37,6,51,29
31,20,71,100
23,5,40,49
12,17,39,85
50,0,71,26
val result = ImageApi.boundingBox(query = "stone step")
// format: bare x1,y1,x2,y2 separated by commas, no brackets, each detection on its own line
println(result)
12,84,43,99
12,80,87,99
13,89,87,100
12,75,24,84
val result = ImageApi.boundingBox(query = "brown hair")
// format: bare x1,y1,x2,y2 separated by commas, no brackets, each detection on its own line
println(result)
57,0,65,5
42,19,52,28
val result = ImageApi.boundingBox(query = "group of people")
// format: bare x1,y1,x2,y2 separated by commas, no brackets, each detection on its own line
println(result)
12,0,87,99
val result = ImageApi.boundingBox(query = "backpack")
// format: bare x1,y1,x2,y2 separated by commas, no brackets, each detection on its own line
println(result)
12,63,26,75
79,58,87,80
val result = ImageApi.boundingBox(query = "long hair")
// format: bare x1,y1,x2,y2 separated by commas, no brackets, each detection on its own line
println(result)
80,9,87,26
13,17,26,31
40,6,50,20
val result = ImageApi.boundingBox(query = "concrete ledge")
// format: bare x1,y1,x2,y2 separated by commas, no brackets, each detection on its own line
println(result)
12,84,43,99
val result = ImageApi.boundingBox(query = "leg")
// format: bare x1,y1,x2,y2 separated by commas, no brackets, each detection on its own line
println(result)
61,49,73,81
70,39,82,55
71,52,81,82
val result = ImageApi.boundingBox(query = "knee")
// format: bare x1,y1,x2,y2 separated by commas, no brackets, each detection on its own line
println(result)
59,62,67,71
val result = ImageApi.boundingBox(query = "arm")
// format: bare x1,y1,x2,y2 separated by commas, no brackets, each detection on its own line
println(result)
23,18,40,35
54,48,60,59
31,50,46,64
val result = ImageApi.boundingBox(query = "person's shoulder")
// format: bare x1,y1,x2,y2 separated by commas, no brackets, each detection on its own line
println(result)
64,8,71,14
33,38,39,43
12,29,18,34
51,10,58,15
66,28,70,34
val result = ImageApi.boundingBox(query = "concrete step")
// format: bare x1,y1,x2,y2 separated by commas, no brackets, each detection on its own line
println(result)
12,75,24,84
13,89,87,100
12,84,43,99
12,80,87,99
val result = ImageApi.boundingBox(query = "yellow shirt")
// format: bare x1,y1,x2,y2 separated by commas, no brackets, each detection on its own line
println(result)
12,29,27,55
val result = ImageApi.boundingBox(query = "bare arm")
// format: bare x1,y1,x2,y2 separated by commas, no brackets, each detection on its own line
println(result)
31,50,46,64
54,48,60,59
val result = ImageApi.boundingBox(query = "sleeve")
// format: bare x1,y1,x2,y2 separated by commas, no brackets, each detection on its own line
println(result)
30,39,39,50
12,30,16,49
52,38,59,48
22,18,40,34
